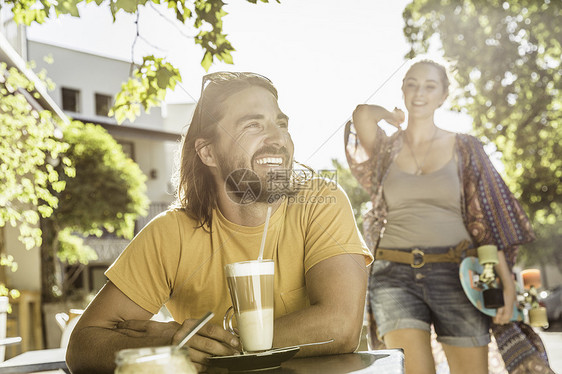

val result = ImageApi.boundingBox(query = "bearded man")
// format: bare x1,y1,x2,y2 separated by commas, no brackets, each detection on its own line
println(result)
66,72,372,373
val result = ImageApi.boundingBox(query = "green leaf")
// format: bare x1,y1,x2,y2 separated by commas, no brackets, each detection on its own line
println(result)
155,68,170,89
114,0,138,13
201,51,213,71
221,51,234,64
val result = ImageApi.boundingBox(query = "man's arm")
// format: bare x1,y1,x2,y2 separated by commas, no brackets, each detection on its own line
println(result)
66,282,238,373
272,253,368,356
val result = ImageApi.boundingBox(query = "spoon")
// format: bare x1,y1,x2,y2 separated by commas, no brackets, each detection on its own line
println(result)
126,312,215,364
175,311,215,351
256,339,335,355
292,339,334,348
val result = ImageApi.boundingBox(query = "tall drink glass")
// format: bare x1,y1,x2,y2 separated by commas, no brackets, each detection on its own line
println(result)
224,260,274,353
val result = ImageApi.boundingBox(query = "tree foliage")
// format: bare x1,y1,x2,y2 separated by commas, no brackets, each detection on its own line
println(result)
52,120,149,241
40,120,149,300
0,62,74,298
1,0,278,122
331,159,371,235
403,0,562,269
0,250,20,302
0,62,73,249
110,55,181,124
0,62,149,301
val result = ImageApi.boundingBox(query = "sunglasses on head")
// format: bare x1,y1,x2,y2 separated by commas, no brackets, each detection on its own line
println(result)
200,72,272,95
195,72,273,133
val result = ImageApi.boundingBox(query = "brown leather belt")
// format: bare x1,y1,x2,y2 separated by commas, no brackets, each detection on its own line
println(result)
375,240,476,268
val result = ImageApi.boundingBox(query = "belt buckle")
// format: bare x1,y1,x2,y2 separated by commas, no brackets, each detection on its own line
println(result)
411,248,425,268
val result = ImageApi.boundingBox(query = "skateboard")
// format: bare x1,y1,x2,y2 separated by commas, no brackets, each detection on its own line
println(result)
459,255,524,321
459,245,548,327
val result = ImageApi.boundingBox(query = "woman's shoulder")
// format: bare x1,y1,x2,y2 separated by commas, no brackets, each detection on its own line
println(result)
453,133,489,155
454,132,482,146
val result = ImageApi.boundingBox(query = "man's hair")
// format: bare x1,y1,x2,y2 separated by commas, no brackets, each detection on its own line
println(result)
174,72,278,230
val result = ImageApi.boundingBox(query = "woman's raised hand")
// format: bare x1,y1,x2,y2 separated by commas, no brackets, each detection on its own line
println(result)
352,105,405,157
353,105,404,127
384,107,405,128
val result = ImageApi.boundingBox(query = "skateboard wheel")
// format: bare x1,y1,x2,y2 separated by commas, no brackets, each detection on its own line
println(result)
483,288,504,308
477,245,499,265
521,269,542,289
529,307,549,328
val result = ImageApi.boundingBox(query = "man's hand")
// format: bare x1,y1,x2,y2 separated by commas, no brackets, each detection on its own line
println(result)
115,319,180,340
116,319,240,372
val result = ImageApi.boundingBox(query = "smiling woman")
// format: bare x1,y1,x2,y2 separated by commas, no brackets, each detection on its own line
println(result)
346,58,539,374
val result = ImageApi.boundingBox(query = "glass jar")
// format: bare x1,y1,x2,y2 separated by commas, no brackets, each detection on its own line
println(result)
115,346,197,374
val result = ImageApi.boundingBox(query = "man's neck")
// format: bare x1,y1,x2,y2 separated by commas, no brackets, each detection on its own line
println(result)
217,196,284,226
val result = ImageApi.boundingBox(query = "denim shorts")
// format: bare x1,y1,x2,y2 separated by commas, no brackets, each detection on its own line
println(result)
370,245,491,347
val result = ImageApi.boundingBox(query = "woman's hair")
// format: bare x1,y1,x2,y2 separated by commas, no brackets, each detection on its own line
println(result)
172,72,278,230
404,59,450,96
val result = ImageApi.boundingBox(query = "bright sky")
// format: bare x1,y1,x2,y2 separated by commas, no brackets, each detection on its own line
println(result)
27,0,472,170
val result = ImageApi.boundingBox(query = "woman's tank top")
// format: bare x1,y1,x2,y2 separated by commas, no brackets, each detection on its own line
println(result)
378,157,471,248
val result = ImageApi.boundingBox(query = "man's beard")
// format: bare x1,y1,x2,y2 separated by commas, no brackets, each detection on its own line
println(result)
216,146,296,204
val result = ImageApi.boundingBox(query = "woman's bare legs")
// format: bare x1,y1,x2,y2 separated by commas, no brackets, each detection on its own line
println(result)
384,328,435,374
442,343,488,374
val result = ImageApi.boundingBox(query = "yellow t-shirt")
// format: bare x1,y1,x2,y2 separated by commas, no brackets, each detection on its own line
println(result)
106,179,372,326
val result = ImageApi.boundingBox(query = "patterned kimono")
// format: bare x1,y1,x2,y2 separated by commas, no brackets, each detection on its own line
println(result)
344,121,553,373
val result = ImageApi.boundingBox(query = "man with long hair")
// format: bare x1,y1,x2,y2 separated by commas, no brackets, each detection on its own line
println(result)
66,72,372,373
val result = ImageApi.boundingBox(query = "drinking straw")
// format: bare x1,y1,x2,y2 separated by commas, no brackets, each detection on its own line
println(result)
257,205,272,261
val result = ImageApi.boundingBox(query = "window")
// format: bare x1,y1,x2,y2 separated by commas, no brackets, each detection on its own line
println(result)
61,87,80,112
95,93,113,116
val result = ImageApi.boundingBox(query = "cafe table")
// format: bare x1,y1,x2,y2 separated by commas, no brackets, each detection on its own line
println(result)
245,349,405,374
0,348,404,373
0,347,68,373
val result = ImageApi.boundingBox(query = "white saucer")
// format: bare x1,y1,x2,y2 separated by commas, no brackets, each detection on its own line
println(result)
207,346,300,372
